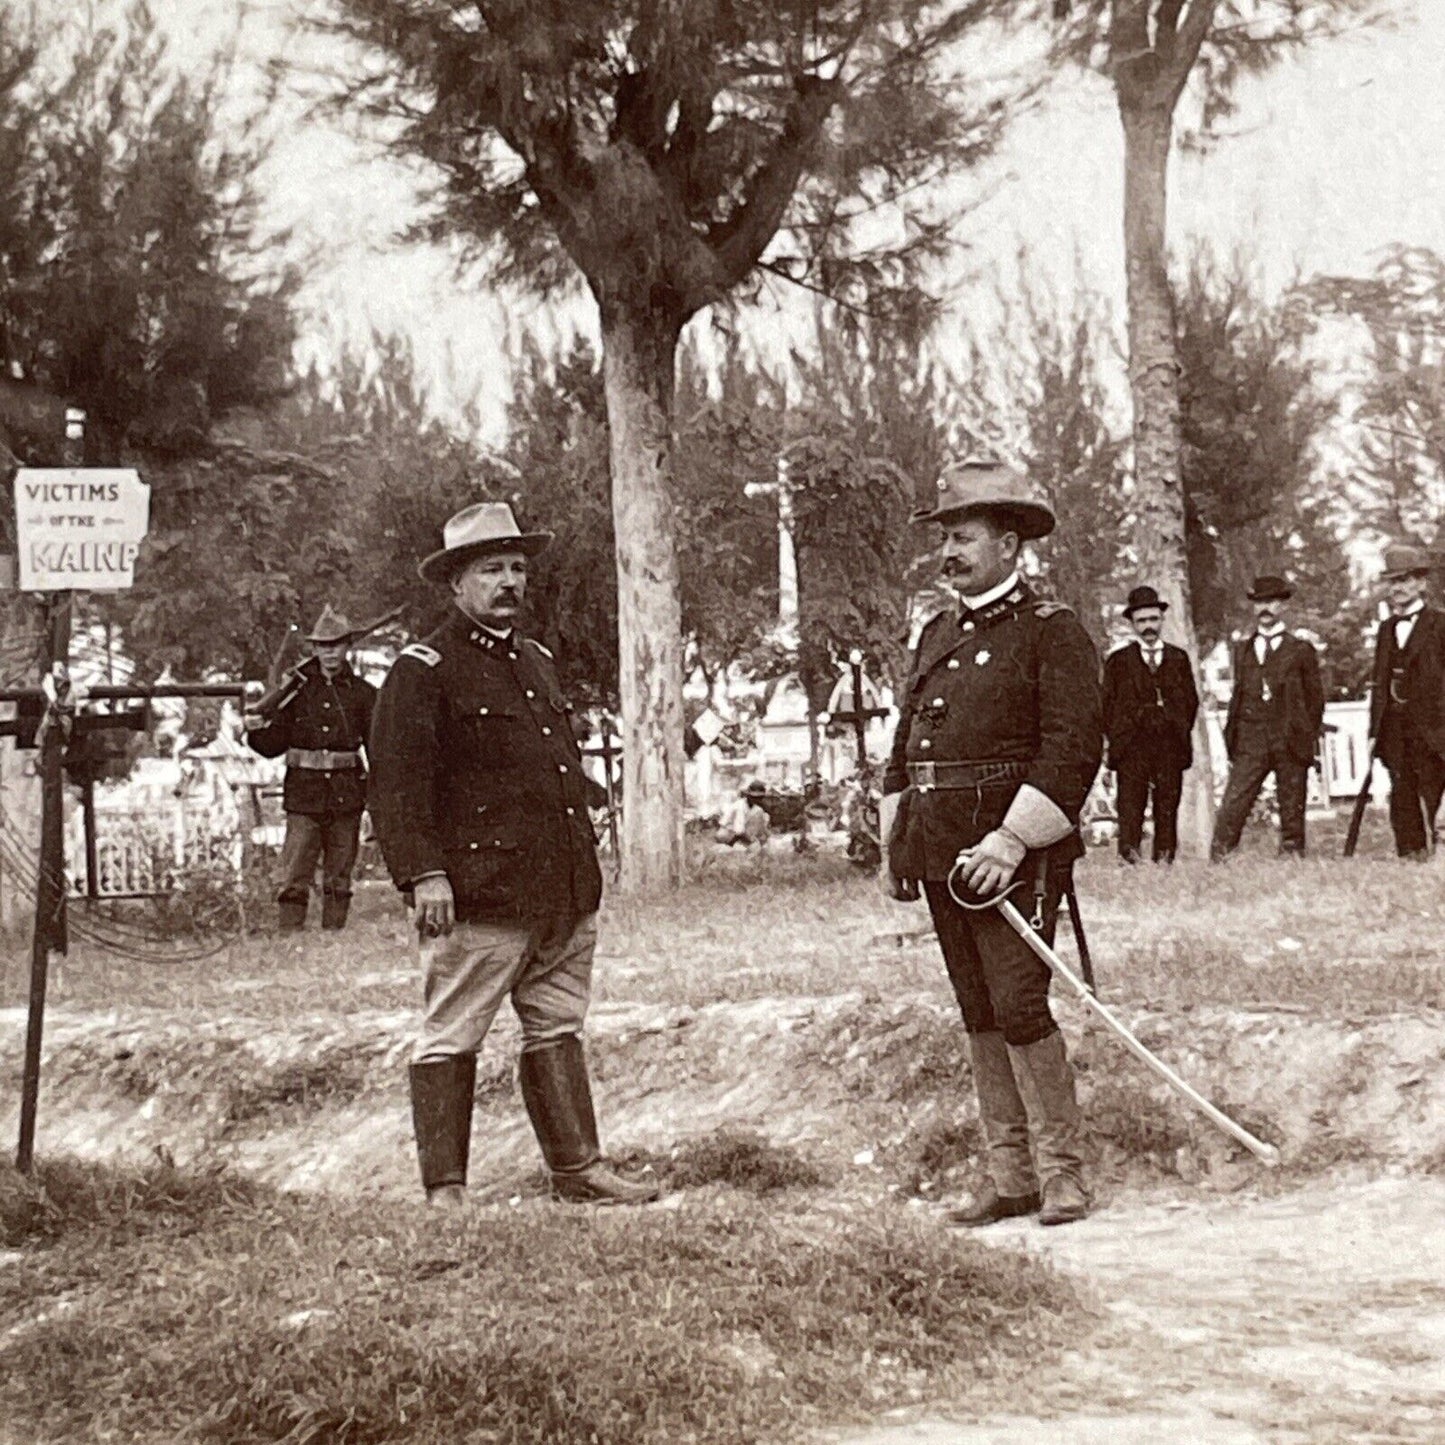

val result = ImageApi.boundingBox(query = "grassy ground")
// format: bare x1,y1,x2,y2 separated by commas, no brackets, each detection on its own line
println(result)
5,808,1441,1023
0,1155,1080,1445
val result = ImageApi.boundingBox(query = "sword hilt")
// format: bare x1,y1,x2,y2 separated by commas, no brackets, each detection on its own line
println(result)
945,866,1024,912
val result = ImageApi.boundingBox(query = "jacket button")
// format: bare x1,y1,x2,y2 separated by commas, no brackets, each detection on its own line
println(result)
566,807,575,815
932,697,944,706
541,726,552,736
526,689,535,698
948,659,961,670
559,764,568,773
919,738,932,750
469,842,479,850
963,621,975,633
479,707,489,715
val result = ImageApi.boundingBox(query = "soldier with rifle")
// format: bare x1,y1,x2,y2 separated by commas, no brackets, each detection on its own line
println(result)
880,459,1102,1228
1367,543,1445,859
244,605,378,932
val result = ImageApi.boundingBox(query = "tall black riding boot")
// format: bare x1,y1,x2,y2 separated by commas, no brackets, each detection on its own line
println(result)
278,898,307,931
518,1036,659,1205
409,1055,477,1204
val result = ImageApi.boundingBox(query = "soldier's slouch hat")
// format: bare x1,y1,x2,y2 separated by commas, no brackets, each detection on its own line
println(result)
419,502,554,584
910,458,1055,540
305,604,355,643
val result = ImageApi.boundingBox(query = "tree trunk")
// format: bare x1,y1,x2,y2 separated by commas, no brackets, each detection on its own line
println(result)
601,304,687,893
1119,99,1216,855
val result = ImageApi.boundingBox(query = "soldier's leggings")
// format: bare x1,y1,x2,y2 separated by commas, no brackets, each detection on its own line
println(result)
923,877,1063,1047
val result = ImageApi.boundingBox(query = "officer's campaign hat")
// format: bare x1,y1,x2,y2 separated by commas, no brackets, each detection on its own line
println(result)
1123,585,1168,617
305,605,355,643
910,458,1055,540
1246,575,1293,602
1380,542,1435,581
419,502,554,584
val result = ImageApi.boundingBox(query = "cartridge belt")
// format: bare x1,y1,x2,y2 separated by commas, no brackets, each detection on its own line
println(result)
286,747,361,771
906,760,1028,791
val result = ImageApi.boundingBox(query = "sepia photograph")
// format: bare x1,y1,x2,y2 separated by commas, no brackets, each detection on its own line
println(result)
1,1,1442,1440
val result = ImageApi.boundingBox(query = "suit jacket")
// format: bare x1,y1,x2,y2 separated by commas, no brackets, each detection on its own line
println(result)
1222,632,1324,766
1101,641,1198,772
245,659,376,817
1368,605,1445,768
882,580,1102,881
368,607,602,923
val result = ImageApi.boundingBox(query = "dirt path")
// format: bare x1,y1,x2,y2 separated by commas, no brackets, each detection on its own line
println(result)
835,1177,1445,1444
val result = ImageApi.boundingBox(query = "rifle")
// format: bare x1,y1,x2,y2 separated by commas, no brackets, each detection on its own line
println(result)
248,605,404,722
1342,739,1377,859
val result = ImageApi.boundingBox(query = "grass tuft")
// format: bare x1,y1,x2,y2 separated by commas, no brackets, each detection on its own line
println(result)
0,1158,1084,1445
656,1129,831,1194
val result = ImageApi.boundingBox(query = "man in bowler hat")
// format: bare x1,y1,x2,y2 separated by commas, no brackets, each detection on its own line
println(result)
1368,543,1445,858
1210,575,1325,859
1102,586,1199,863
881,459,1102,1227
368,501,658,1210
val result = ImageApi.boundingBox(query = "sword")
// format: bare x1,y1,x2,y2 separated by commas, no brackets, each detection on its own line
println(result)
947,865,1281,1167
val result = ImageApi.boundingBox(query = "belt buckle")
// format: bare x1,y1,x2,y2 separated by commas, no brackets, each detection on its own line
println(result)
913,761,936,792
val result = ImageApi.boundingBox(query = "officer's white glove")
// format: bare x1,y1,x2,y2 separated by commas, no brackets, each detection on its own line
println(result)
413,875,455,938
954,828,1027,898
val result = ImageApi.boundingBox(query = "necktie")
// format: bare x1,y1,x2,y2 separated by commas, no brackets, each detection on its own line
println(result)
1143,647,1161,670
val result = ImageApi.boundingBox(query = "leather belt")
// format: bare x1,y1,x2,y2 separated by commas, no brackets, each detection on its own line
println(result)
907,760,1028,791
287,747,361,770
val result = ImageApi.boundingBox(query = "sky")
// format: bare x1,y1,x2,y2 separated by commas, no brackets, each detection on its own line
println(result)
143,0,1445,440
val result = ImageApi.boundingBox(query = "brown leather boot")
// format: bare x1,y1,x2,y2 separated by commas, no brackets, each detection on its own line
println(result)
1009,1031,1090,1227
409,1055,477,1202
947,1184,1041,1228
953,1030,1038,1223
519,1036,659,1206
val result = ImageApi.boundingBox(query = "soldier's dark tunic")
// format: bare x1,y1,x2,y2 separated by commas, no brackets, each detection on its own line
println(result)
1369,604,1445,857
884,580,1102,1045
246,659,376,919
368,608,601,923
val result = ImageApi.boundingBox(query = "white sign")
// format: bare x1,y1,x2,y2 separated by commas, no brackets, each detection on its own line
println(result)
14,468,151,592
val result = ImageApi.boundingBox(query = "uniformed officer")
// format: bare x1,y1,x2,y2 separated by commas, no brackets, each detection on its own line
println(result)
1368,543,1445,858
1210,575,1325,860
368,502,657,1210
882,459,1102,1228
1102,585,1200,864
245,605,377,931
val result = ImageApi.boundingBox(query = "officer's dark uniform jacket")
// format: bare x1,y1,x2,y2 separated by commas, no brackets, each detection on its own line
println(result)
246,659,376,816
1102,642,1197,772
1369,605,1445,770
368,608,602,923
883,581,1102,880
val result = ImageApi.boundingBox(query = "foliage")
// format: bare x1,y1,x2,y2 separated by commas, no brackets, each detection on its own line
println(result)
1296,246,1445,550
954,265,1129,649
1176,250,1356,672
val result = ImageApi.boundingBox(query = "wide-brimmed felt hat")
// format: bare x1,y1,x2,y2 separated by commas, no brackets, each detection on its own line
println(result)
910,458,1055,541
305,604,355,644
418,502,554,585
1380,542,1435,582
1123,585,1168,617
1247,574,1293,603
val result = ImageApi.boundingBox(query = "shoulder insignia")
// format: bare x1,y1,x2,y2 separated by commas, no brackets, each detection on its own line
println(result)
527,639,555,660
400,643,441,667
1033,600,1074,620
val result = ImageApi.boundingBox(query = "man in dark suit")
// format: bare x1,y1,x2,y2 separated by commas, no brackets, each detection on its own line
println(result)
1102,585,1199,864
1368,543,1445,859
1210,575,1325,860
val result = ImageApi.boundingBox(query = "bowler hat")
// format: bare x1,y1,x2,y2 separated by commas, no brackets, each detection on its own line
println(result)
419,502,554,585
1123,584,1168,617
305,604,355,644
1380,542,1435,582
1246,574,1292,603
910,458,1055,540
